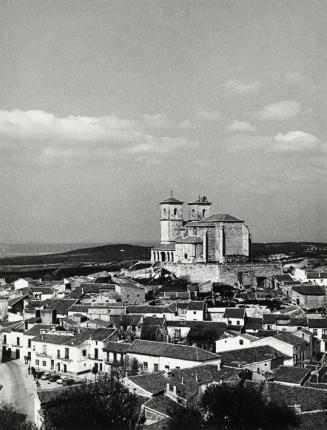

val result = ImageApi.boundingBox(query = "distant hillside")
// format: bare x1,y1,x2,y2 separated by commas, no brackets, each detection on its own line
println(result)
251,242,327,258
0,243,151,266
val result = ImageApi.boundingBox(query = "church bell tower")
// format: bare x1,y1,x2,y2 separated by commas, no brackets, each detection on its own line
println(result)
160,193,183,244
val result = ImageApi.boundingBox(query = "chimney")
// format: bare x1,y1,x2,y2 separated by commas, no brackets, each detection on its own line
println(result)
195,374,198,382
165,382,170,394
173,385,177,396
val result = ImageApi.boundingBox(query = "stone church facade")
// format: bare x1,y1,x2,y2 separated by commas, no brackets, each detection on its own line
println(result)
151,195,250,265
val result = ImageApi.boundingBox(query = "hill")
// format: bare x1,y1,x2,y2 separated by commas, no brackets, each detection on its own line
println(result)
0,243,151,266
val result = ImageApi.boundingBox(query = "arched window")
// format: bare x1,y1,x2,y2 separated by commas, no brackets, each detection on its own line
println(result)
202,209,206,217
174,208,177,216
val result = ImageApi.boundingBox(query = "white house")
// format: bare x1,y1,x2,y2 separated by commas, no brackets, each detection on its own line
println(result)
31,328,117,375
308,318,327,352
223,308,246,329
215,332,259,353
176,301,205,321
13,278,34,290
126,339,221,373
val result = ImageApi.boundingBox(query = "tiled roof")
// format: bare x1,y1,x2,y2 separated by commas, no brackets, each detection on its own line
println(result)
223,308,245,319
160,197,183,205
31,287,55,295
128,339,220,361
103,341,131,353
144,394,177,417
142,317,165,326
293,285,325,296
219,346,288,366
25,324,57,336
306,272,327,279
273,332,308,346
263,313,289,324
167,320,226,332
298,411,327,430
64,328,116,345
177,301,204,311
33,334,71,345
8,294,29,306
127,371,168,394
126,305,174,314
245,317,263,330
308,318,327,329
274,366,311,385
187,213,243,227
121,314,142,326
266,381,327,411
273,274,294,282
68,304,90,313
43,299,77,315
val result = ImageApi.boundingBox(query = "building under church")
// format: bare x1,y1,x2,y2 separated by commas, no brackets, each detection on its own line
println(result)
151,195,250,265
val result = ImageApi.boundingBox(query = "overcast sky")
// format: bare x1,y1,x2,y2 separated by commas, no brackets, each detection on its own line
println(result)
0,0,326,244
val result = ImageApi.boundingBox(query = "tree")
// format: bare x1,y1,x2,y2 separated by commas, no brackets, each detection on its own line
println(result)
129,358,140,376
43,373,140,430
168,403,203,430
201,383,299,430
0,402,37,430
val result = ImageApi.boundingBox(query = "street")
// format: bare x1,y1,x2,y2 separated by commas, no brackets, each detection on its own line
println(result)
0,359,35,420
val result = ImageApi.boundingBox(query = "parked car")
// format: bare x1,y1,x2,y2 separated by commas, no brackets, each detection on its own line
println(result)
41,373,51,380
62,378,75,386
56,378,63,384
35,371,44,379
49,374,61,382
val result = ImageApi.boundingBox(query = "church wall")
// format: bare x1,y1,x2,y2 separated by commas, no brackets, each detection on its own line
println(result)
224,223,246,256
206,227,217,262
163,262,282,284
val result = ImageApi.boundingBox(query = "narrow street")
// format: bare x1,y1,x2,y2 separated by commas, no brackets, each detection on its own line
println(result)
0,359,35,420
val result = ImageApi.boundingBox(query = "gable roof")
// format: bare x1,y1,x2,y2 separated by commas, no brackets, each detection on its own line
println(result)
177,301,204,311
103,341,131,354
126,305,174,314
219,345,288,367
223,308,245,319
144,394,177,417
128,339,220,362
273,332,308,346
308,318,327,329
293,285,325,296
24,324,57,337
245,317,263,330
274,366,311,385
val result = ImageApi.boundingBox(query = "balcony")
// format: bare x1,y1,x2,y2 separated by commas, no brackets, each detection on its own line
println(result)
12,344,23,348
36,352,52,358
88,354,102,361
57,356,72,362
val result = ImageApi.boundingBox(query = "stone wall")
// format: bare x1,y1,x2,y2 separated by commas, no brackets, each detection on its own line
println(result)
163,262,283,285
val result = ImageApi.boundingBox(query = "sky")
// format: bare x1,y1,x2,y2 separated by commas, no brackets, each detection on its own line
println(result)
0,0,326,244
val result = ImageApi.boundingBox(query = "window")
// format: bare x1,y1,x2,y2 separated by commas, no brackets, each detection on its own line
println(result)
236,320,240,325
28,339,31,348
154,363,159,372
239,339,244,345
35,359,39,366
174,208,177,216
82,349,87,357
65,348,69,359
165,365,170,370
184,253,188,259
193,311,196,314
42,361,46,367
17,337,20,346
143,362,148,370
42,344,47,354
313,329,318,335
3,335,6,344
57,350,60,358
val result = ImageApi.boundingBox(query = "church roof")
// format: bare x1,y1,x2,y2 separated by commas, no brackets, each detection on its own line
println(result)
160,197,183,205
186,213,243,226
204,213,242,222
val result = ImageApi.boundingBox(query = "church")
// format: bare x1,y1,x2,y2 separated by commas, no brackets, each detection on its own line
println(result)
151,195,250,265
